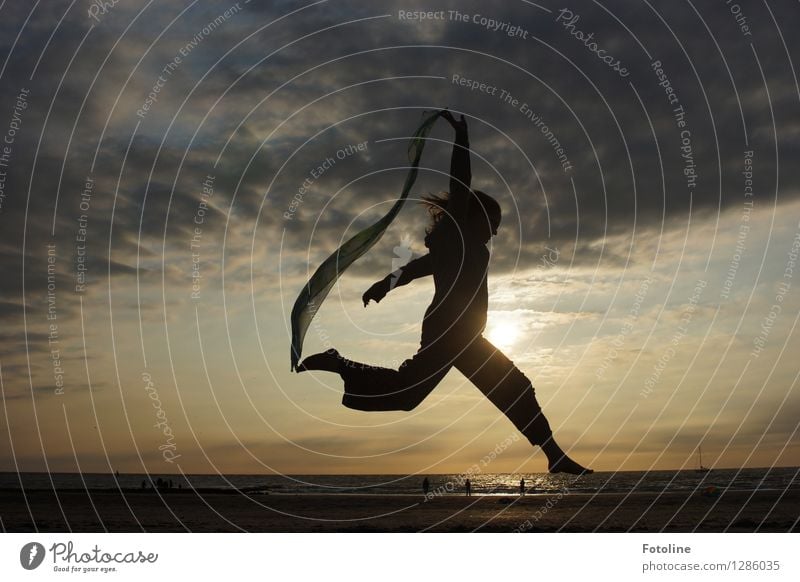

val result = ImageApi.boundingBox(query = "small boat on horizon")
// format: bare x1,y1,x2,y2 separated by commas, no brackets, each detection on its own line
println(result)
695,445,710,473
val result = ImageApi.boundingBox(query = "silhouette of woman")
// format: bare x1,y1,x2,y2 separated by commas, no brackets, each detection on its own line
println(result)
298,110,592,474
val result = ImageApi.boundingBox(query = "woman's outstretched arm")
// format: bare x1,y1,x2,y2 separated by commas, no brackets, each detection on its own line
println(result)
362,254,432,306
441,110,471,221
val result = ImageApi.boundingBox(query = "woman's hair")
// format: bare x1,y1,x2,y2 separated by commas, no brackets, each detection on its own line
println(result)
421,190,501,234
420,192,450,229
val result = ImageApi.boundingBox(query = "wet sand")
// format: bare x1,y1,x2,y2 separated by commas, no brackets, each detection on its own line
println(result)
1,488,797,532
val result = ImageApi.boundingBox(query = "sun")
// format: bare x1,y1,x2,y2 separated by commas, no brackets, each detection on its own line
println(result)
486,320,520,350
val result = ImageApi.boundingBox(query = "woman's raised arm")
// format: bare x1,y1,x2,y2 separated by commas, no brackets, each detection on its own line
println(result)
441,110,471,221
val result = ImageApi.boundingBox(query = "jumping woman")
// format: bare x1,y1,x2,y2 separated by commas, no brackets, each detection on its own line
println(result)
298,110,592,475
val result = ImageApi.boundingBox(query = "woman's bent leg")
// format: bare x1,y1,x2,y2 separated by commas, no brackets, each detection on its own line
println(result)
454,336,553,446
339,343,452,412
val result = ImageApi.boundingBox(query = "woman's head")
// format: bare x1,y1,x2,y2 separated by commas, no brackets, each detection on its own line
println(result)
422,190,501,244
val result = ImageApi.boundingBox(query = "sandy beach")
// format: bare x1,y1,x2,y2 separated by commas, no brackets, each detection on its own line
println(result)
1,488,797,532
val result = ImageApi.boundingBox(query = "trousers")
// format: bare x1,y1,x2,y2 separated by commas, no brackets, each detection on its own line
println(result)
339,333,553,446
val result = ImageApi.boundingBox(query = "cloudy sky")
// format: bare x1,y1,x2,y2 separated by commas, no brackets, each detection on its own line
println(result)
0,0,798,477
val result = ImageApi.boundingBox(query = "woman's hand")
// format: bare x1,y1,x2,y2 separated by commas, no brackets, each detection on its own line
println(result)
441,109,468,134
362,279,389,307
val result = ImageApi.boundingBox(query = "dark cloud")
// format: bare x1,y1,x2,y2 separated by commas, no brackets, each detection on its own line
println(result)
2,0,796,298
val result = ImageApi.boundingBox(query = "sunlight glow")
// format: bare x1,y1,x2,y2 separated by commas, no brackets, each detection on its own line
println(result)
486,320,521,351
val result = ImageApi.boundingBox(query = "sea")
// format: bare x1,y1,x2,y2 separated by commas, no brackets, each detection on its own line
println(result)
0,467,797,496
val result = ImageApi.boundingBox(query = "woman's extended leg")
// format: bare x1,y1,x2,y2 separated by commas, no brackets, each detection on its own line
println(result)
454,336,592,474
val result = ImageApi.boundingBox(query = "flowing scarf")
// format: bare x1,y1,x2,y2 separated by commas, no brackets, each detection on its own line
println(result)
290,111,442,370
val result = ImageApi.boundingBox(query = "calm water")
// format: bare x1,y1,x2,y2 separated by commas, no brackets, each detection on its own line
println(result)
1,467,797,495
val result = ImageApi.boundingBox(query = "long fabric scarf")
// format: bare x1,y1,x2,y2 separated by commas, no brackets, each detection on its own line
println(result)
291,111,441,370
290,110,442,370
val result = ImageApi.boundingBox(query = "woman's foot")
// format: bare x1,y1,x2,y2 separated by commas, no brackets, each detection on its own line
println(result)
296,349,342,373
540,439,593,475
548,455,594,475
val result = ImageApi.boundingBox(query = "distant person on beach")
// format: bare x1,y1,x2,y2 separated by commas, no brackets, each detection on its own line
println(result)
298,110,591,475
465,478,472,497
422,477,430,497
520,478,525,496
